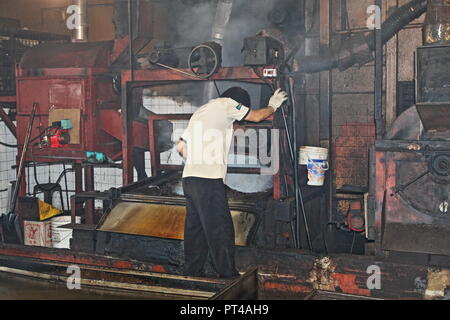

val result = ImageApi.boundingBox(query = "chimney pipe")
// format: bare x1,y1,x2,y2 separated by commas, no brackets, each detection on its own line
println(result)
204,0,234,101
211,0,234,46
73,0,88,42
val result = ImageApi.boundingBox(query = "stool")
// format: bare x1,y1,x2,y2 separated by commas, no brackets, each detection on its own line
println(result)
33,183,65,212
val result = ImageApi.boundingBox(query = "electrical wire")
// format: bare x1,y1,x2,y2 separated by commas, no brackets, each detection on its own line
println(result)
0,141,17,148
33,162,74,193
0,126,51,148
350,231,356,254
213,80,221,97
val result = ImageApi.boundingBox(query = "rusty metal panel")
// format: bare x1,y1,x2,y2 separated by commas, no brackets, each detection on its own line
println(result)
416,45,450,131
99,202,186,240
416,102,450,131
373,146,450,256
20,41,114,69
98,202,256,246
16,74,121,162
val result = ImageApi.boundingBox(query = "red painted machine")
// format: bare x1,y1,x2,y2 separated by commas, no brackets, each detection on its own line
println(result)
13,40,151,204
16,41,124,162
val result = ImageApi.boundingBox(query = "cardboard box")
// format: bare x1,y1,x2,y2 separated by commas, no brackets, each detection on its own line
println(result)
24,220,52,247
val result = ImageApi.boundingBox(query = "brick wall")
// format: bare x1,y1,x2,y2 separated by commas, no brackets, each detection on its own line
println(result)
334,122,376,189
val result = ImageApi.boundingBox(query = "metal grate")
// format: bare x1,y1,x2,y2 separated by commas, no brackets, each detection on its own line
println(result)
396,81,416,117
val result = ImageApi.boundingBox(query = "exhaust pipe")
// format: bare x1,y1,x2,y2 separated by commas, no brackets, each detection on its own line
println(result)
211,0,234,46
204,0,234,101
72,0,88,42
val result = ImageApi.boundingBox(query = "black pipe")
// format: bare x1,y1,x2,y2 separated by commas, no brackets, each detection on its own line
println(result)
128,0,134,81
300,0,428,73
366,0,428,50
287,76,312,251
374,0,384,139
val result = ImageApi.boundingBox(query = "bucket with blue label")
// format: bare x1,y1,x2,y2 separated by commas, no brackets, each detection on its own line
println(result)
299,146,329,186
307,158,329,186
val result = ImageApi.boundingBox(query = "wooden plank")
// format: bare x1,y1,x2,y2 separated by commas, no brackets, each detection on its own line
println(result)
0,266,215,299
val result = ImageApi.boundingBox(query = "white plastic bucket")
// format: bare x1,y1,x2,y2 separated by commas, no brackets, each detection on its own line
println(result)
51,216,80,249
299,146,329,165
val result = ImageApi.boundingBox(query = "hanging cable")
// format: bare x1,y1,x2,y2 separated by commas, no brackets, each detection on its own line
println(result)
0,126,52,148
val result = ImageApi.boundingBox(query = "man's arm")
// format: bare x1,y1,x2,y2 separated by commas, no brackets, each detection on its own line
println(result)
244,107,276,122
244,89,288,123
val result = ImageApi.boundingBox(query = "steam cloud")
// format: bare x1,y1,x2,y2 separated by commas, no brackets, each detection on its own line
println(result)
173,0,280,66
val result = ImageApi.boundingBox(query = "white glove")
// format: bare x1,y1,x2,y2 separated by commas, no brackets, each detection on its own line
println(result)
268,88,288,111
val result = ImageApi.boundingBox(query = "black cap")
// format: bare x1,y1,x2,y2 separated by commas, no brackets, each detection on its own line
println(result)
220,87,251,108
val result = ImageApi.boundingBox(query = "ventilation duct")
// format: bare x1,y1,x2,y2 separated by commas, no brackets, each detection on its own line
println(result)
211,0,234,46
300,0,429,73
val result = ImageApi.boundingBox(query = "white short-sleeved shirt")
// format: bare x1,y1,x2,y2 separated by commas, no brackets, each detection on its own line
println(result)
181,97,250,180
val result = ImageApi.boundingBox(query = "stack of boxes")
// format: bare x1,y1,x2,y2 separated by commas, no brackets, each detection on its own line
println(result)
19,197,53,247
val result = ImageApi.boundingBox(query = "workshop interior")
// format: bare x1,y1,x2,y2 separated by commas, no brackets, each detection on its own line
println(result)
0,0,449,300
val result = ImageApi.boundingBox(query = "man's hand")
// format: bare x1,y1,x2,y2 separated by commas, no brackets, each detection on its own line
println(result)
176,139,188,159
244,89,289,123
268,88,288,111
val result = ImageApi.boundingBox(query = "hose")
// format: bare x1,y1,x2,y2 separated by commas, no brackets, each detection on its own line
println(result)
0,126,51,148
0,141,18,148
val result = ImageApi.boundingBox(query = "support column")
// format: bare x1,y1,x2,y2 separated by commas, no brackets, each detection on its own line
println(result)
319,0,334,229
84,165,95,225
385,0,399,129
74,163,83,223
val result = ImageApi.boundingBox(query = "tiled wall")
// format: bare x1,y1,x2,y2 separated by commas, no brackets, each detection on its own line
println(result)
334,122,376,189
0,90,198,213
1,82,265,213
0,122,17,214
143,93,196,167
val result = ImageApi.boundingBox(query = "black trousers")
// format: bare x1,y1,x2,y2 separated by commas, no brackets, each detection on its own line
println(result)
182,177,239,278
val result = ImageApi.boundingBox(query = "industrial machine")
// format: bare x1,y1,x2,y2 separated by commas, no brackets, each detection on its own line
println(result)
1,0,450,300
69,50,323,259
370,44,450,258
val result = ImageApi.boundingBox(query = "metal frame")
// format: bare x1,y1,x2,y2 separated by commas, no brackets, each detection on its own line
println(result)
120,66,285,199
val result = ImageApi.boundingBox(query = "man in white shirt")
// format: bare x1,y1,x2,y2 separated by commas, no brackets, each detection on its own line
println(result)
177,87,288,278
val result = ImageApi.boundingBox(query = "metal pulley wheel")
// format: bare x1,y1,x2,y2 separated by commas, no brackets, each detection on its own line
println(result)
188,42,222,79
149,50,161,64
430,154,450,176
